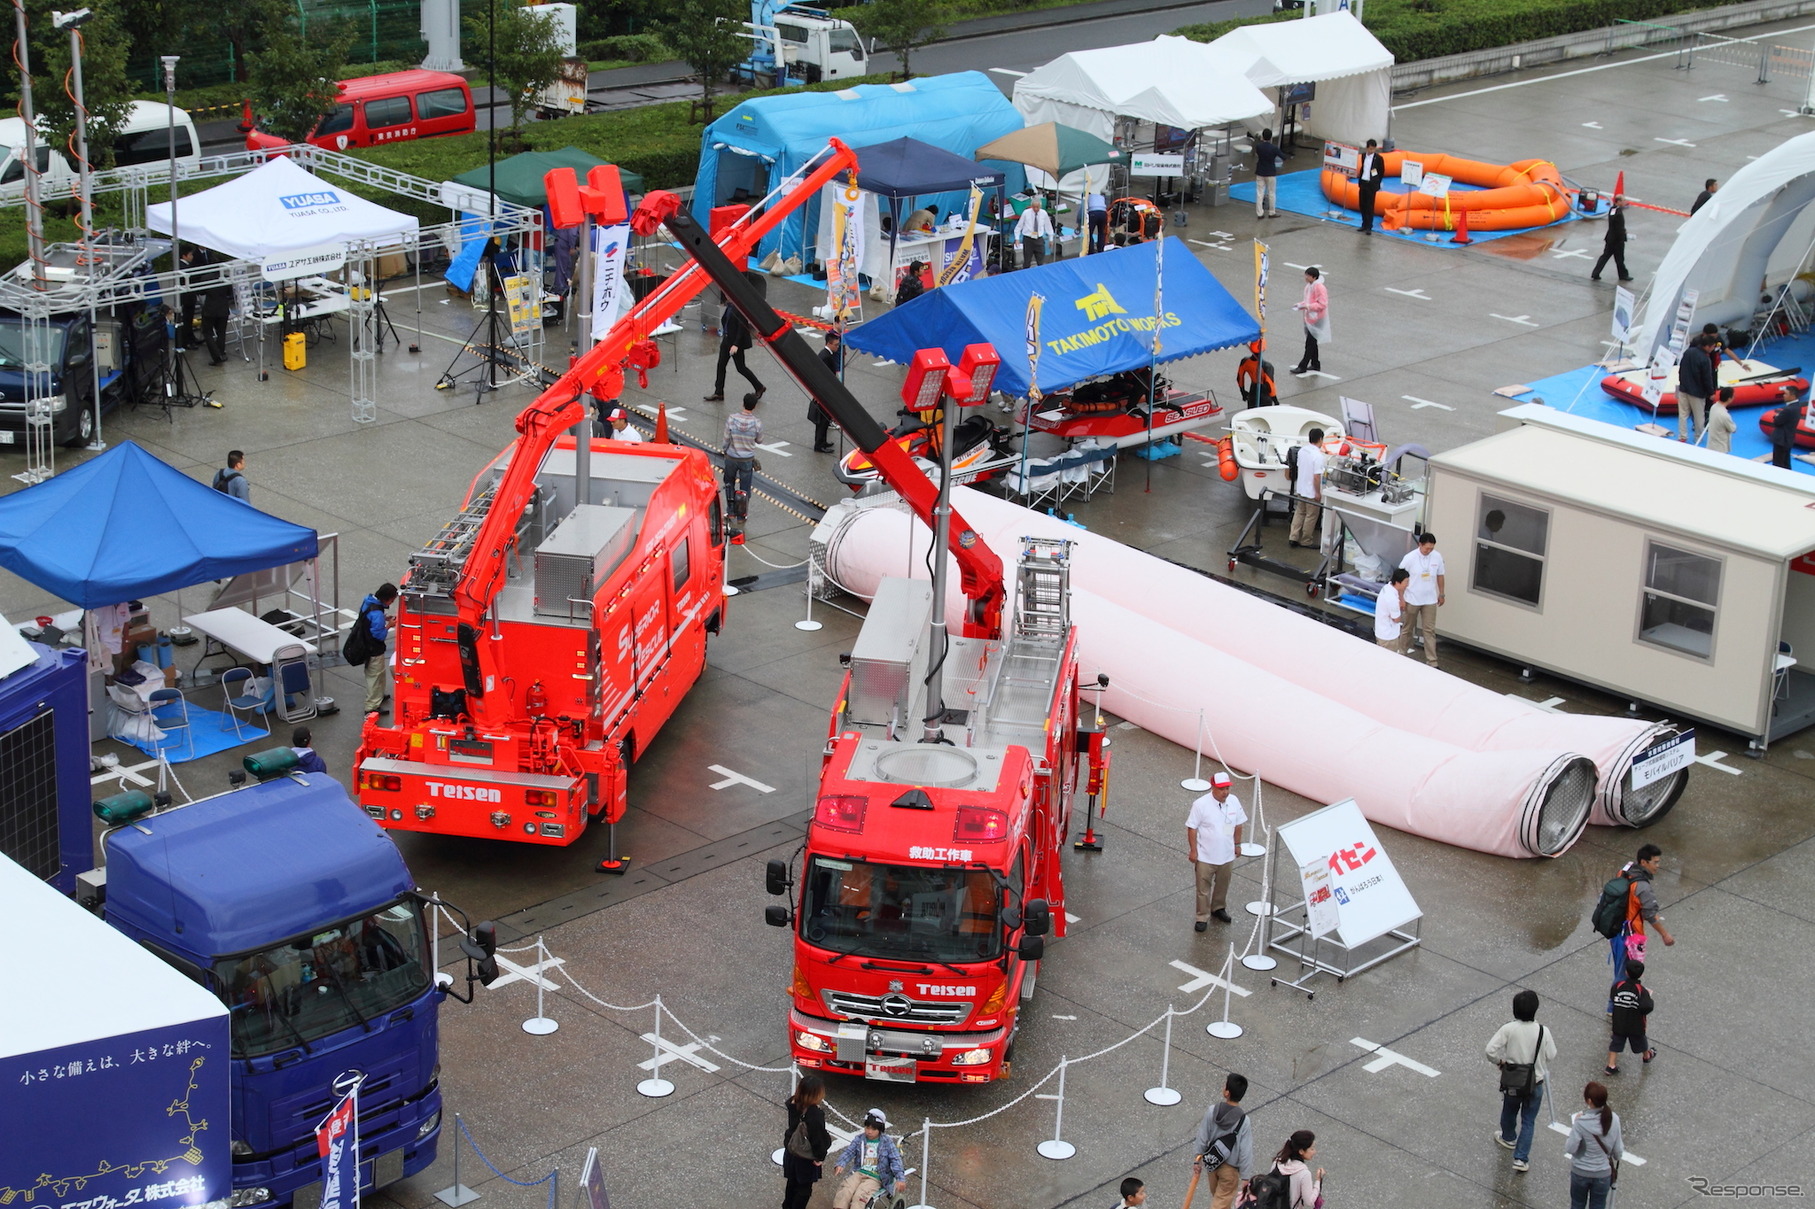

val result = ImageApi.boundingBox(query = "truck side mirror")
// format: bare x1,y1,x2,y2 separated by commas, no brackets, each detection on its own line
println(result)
1001,906,1022,931
765,904,793,927
1017,934,1045,962
460,921,500,986
1023,899,1050,937
765,858,789,896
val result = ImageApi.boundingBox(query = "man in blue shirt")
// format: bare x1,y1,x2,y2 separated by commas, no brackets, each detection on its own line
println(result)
1087,190,1109,254
358,583,398,716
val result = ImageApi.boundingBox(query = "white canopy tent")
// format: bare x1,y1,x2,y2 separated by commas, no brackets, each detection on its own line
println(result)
1013,38,1274,144
1634,130,1815,358
1205,12,1394,147
146,156,418,264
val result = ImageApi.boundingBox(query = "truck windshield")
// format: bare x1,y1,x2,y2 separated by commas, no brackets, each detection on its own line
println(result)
800,856,1000,963
215,899,431,1057
0,320,66,368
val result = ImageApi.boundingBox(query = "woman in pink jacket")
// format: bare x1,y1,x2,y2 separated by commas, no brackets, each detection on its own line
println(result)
1291,267,1330,375
1272,1130,1325,1208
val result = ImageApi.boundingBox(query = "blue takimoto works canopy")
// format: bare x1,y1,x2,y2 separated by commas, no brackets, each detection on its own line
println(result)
0,442,319,607
846,238,1259,397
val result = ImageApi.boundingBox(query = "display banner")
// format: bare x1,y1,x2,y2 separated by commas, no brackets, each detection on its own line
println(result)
1666,287,1701,358
829,181,864,319
936,187,985,288
316,1085,360,1209
1025,292,1046,408
1612,285,1636,348
1253,240,1269,344
1300,858,1340,939
590,222,632,341
1276,799,1421,948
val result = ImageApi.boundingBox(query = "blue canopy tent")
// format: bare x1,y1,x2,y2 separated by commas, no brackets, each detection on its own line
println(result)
0,442,319,607
692,72,1025,264
856,137,1007,287
846,238,1259,397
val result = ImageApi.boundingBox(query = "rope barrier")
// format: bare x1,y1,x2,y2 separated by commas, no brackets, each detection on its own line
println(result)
456,1117,560,1209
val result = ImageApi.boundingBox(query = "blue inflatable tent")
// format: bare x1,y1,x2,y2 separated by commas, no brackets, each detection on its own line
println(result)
0,442,318,607
845,238,1260,397
693,72,1024,264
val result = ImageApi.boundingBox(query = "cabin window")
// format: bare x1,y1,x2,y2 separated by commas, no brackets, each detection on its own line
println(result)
1471,494,1548,608
1637,541,1720,659
417,87,468,120
364,95,414,129
316,104,356,136
672,537,691,591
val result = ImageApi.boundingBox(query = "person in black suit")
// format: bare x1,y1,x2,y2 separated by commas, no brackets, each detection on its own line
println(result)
810,329,841,451
1356,139,1387,235
1592,196,1633,283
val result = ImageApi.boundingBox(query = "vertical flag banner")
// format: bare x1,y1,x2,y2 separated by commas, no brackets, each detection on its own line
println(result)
828,181,864,321
1254,240,1270,348
316,1085,360,1209
1024,292,1046,408
937,186,986,288
1611,284,1635,352
590,222,632,341
1150,223,1166,363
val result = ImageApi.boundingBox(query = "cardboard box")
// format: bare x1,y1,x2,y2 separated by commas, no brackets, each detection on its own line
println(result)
163,667,179,688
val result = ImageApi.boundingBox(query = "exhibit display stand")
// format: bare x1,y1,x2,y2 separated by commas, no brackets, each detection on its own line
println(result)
1265,798,1421,998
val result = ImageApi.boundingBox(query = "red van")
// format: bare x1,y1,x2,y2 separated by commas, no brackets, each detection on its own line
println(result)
245,69,476,152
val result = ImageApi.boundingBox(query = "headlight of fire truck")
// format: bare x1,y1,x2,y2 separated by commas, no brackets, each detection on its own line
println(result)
950,1047,994,1066
795,1030,833,1053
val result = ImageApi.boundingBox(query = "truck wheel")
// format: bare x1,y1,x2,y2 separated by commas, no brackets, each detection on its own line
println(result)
62,404,94,448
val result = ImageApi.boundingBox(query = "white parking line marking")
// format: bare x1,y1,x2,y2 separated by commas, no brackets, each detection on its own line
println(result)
1350,1037,1440,1077
707,765,776,793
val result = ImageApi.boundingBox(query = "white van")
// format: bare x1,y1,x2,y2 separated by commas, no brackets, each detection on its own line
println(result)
0,101,199,197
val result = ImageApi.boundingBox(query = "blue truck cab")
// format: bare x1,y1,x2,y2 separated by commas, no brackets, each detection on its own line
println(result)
100,773,464,1207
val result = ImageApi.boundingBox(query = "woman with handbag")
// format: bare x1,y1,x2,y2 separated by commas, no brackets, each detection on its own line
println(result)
782,1074,831,1209
1563,1081,1623,1209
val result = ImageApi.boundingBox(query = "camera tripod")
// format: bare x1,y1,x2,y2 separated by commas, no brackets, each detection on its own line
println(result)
435,248,514,402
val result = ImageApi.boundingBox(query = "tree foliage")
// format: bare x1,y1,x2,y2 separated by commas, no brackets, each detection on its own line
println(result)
849,0,948,79
466,0,568,142
248,17,355,144
658,0,748,122
15,0,136,170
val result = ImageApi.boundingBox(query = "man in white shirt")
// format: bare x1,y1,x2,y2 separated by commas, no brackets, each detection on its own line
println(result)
1287,428,1326,549
606,407,644,443
1398,532,1446,667
1186,771,1246,930
1375,567,1410,654
1014,198,1055,270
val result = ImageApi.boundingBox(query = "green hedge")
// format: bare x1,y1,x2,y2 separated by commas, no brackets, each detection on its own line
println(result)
1176,0,1740,62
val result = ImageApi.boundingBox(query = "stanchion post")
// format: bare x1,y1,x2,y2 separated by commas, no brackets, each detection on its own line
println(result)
1036,1057,1077,1159
1206,946,1245,1039
433,1112,481,1206
795,567,823,632
906,1118,936,1209
1143,1006,1183,1106
1239,780,1267,858
1241,859,1279,972
636,996,676,1098
1181,711,1210,791
1245,823,1275,918
521,935,559,1035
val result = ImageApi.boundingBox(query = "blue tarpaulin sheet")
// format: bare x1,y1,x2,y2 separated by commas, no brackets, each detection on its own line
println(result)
0,442,319,607
846,238,1259,397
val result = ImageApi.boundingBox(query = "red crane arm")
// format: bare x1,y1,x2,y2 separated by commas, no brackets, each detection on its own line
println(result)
448,140,861,626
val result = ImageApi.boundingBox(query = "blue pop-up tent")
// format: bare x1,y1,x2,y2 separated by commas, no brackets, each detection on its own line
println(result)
693,72,1025,264
0,442,319,607
846,238,1260,397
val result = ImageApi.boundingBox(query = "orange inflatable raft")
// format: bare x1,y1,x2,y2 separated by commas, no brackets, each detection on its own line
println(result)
1321,151,1572,233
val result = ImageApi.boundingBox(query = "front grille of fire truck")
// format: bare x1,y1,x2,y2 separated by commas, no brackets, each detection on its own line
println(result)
825,991,971,1025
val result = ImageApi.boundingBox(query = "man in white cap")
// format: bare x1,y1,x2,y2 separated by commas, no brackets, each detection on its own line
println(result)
1186,771,1247,930
832,1108,906,1208
607,407,644,443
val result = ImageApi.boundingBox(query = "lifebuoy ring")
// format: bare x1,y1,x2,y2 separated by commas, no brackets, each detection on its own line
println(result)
1321,151,1571,233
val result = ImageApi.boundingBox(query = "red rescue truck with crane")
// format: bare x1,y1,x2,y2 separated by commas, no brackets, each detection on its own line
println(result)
637,188,1114,1084
352,145,861,857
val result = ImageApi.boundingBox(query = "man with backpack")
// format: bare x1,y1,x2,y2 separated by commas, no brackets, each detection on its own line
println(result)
1192,1072,1253,1209
342,583,398,717
211,451,250,503
1486,989,1557,1172
1592,843,1676,988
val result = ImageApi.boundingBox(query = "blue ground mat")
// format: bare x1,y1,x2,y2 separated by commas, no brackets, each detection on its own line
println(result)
1233,168,1596,246
127,700,269,763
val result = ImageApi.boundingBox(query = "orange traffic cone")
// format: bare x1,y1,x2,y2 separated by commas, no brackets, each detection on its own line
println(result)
1450,207,1472,245
653,401,671,444
1613,170,1625,199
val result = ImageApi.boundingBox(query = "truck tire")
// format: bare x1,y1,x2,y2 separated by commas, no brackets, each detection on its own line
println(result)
62,403,94,448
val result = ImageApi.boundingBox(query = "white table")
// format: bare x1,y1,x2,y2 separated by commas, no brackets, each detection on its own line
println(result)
185,607,318,665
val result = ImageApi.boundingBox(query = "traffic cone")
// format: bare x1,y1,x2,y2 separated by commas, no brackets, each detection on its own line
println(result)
654,401,671,444
1613,170,1625,200
1450,206,1472,245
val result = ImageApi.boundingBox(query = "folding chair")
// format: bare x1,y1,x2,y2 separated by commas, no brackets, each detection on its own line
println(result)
147,687,194,760
221,667,270,739
272,644,317,723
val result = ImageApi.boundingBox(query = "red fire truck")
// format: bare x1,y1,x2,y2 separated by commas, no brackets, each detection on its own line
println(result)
352,144,861,856
647,196,1114,1083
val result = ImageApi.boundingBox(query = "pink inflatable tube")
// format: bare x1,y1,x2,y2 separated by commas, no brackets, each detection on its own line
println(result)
819,499,1600,857
926,489,1686,830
